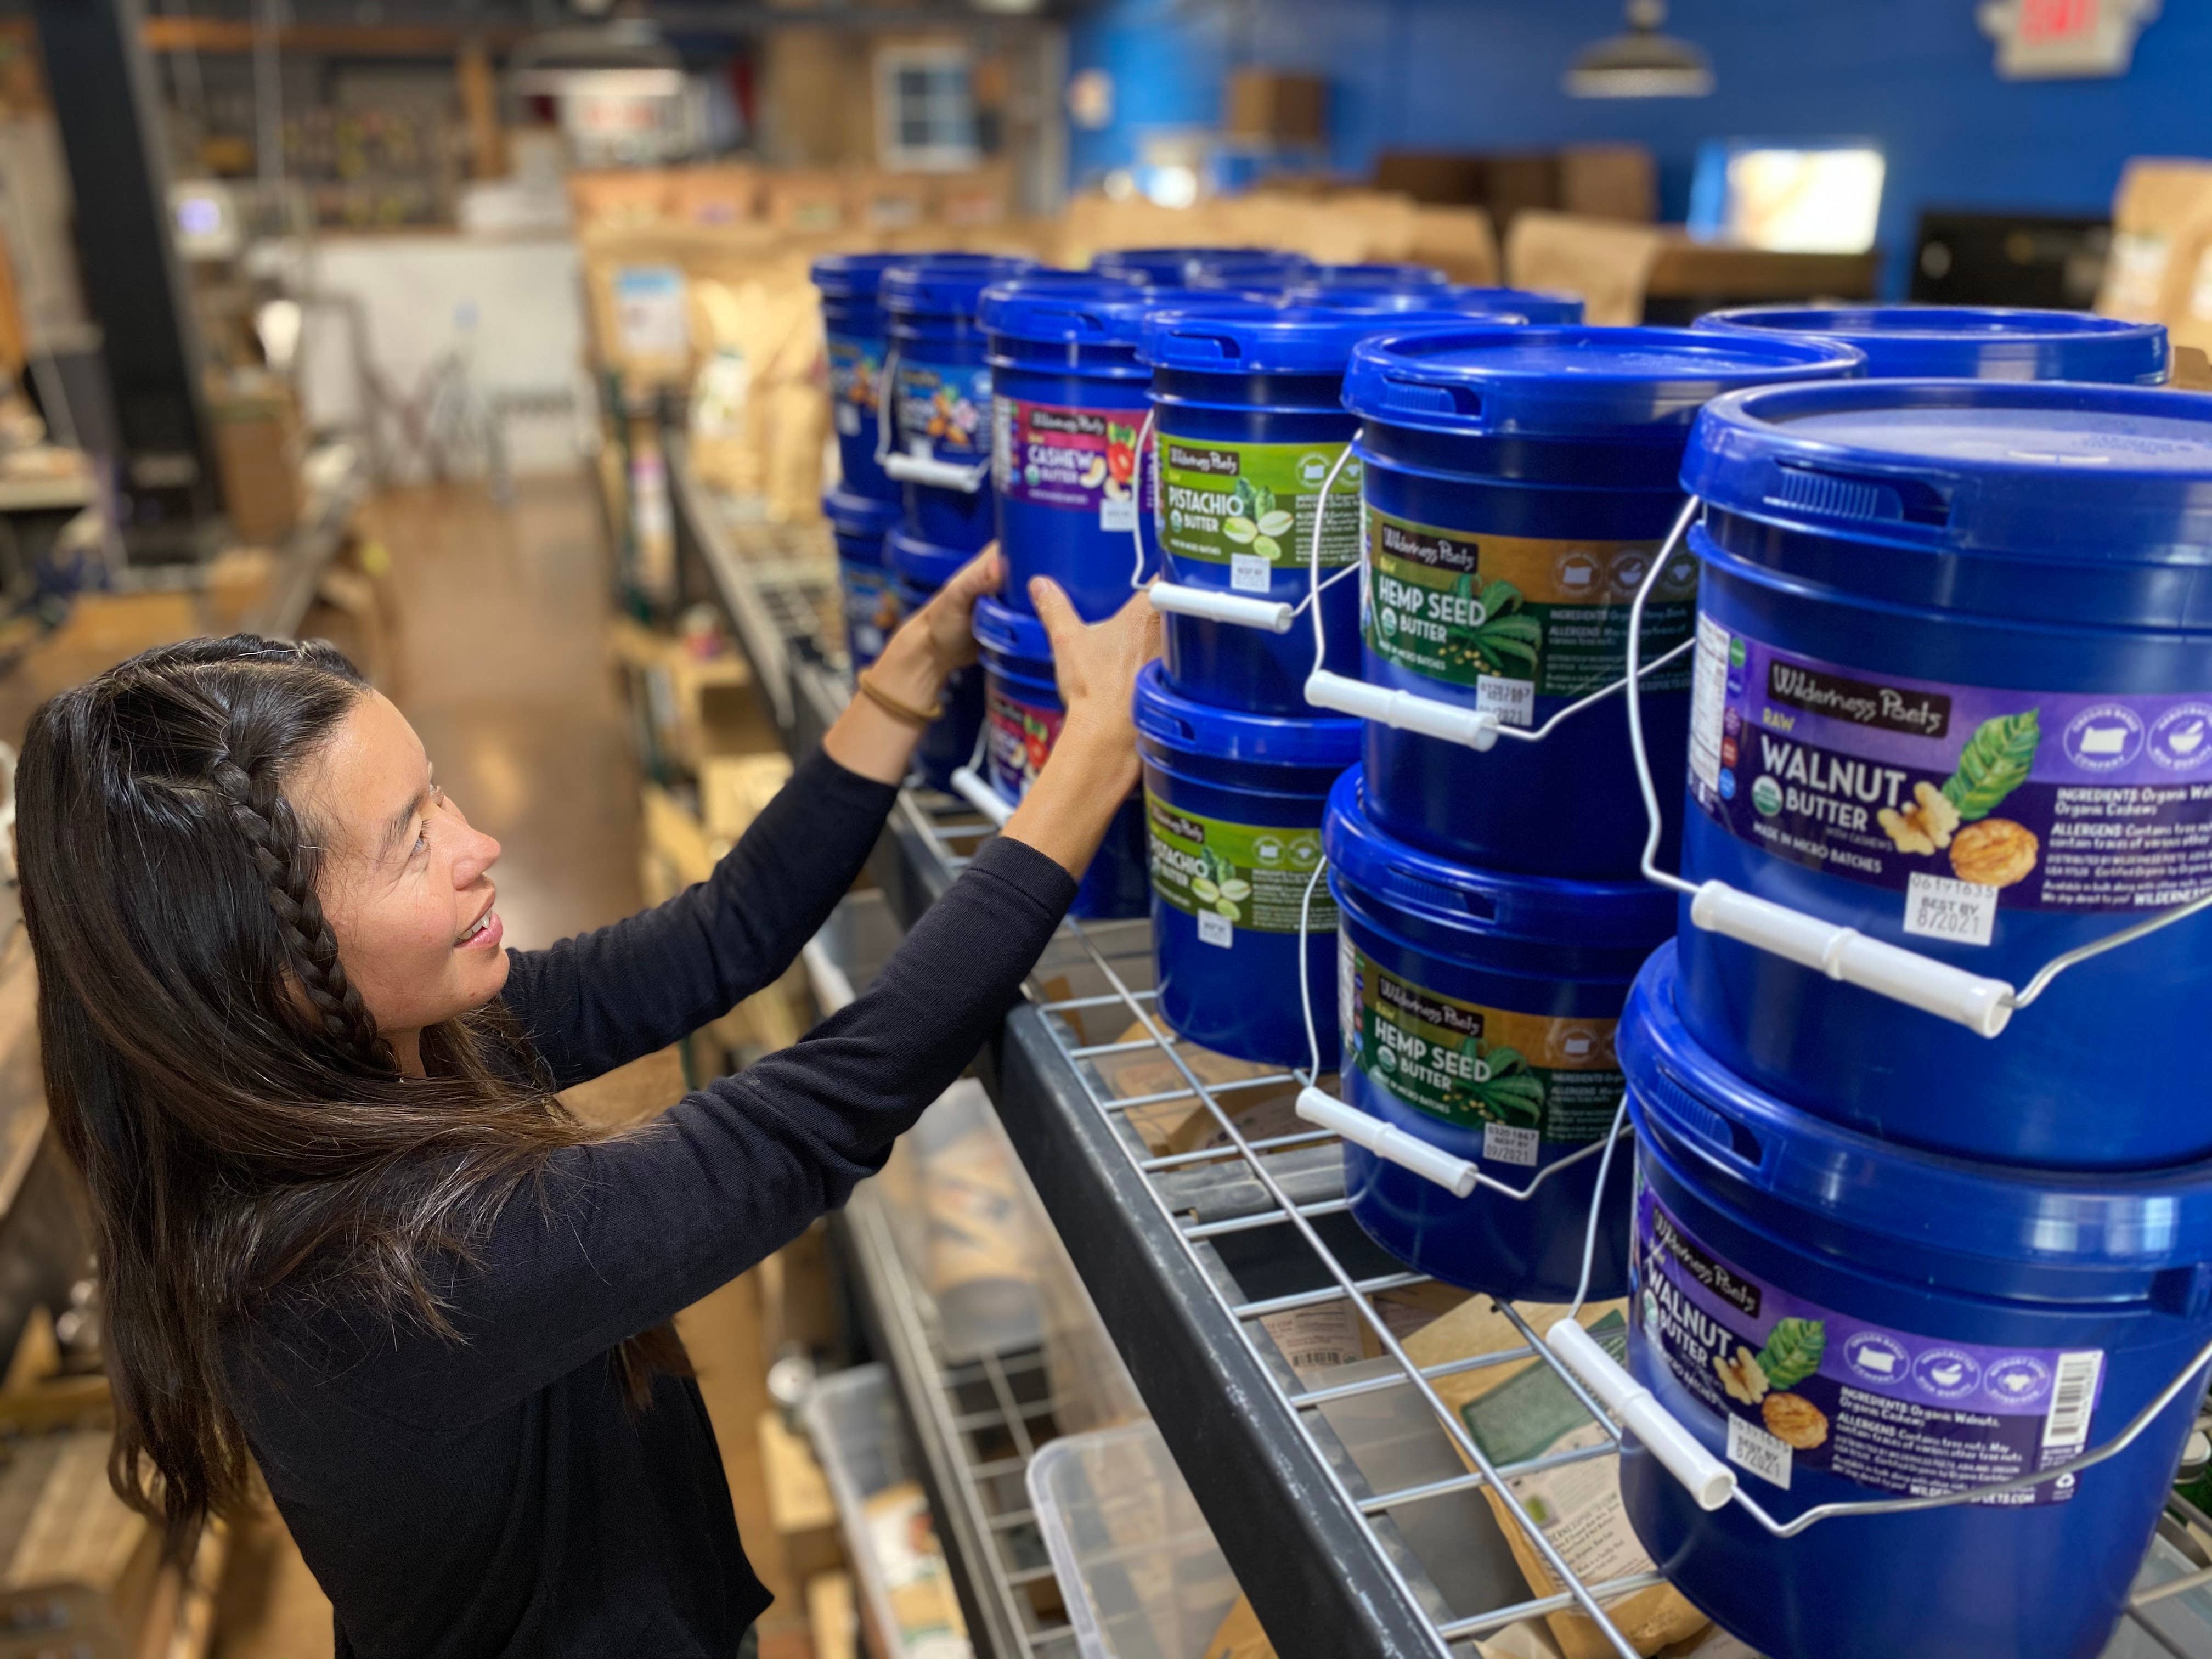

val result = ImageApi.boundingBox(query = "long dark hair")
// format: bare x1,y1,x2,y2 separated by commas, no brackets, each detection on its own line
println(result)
16,635,678,1560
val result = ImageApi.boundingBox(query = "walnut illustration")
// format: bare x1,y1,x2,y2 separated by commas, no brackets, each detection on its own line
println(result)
1713,1345,1770,1406
1949,818,2039,888
1762,1392,1830,1451
1876,781,1961,855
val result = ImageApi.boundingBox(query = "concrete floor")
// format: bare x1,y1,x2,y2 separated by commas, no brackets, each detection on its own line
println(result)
215,476,796,1656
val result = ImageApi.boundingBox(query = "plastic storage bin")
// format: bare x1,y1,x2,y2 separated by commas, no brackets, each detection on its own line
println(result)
814,252,909,504
1675,378,2212,1168
803,1364,975,1659
885,254,1037,552
983,279,1158,620
828,484,901,670
973,596,1149,919
1339,324,1861,879
1142,304,1485,715
1325,766,1671,1301
1618,943,2212,1659
1696,304,2169,384
1135,663,1361,1066
888,526,985,792
1028,1423,1239,1659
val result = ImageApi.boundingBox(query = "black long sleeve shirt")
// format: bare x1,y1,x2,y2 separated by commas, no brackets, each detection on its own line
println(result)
226,751,1077,1659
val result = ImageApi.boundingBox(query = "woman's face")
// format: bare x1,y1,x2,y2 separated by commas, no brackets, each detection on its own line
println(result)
293,692,507,1045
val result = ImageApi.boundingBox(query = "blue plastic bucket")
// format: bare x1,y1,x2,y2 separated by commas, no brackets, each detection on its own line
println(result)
1186,250,1316,292
1697,305,2170,385
1676,379,2212,1168
887,526,985,791
884,255,1037,552
1290,283,1585,325
1340,325,1863,880
1294,262,1449,291
1141,305,1487,716
1135,664,1361,1065
1091,246,1285,286
1620,941,2212,1659
826,486,900,670
812,253,910,505
1326,768,1673,1300
982,278,1157,623
972,597,1149,919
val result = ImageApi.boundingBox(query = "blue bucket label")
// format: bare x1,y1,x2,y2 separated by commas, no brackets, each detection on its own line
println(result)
827,332,881,439
894,357,990,460
1689,614,2212,942
1144,792,1334,944
991,397,1144,531
1635,1173,2105,1504
840,564,896,667
1339,943,1622,1163
985,682,1058,801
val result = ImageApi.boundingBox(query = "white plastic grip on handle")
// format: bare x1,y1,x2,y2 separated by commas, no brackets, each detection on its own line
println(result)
1304,671,1501,753
1686,881,2015,1038
948,767,1014,828
1148,582,1295,633
1296,1088,1479,1198
1545,1319,1736,1513
884,453,991,493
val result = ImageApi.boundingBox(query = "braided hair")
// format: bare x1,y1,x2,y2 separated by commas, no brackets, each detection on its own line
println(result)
15,635,679,1561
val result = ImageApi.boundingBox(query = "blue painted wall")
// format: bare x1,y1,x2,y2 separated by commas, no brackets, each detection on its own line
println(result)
1066,0,2212,294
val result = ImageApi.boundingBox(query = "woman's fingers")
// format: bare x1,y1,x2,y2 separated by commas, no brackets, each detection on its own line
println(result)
1027,577,1084,655
943,545,1002,604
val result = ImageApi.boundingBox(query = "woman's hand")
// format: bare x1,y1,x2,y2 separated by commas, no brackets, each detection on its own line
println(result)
1000,579,1162,878
823,546,1001,786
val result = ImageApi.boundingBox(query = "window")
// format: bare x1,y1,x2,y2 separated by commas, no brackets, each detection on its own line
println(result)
876,46,979,172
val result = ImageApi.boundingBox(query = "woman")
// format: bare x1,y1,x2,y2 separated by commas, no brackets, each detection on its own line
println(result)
15,549,1157,1659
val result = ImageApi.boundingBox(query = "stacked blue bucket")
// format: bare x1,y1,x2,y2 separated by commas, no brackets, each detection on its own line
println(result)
1314,325,1864,1312
1597,308,2212,1659
813,253,907,673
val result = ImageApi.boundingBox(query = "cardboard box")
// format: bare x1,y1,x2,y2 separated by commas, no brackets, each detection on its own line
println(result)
1224,70,1328,146
759,1221,838,1365
1407,205,1500,286
759,1408,844,1583
2098,158,2212,321
206,374,304,546
1559,144,1657,224
672,164,762,227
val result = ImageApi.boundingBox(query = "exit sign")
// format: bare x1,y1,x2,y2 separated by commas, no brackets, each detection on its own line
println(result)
1979,0,2162,76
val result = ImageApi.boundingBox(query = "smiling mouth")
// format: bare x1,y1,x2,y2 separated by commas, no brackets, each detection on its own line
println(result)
457,896,498,946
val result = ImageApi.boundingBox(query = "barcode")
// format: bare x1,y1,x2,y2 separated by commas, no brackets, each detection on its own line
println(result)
2042,1350,2104,1451
1231,553,1271,593
1726,1412,1792,1490
1197,909,1234,949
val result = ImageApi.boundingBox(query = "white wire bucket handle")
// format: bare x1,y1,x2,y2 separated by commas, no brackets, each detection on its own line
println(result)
874,344,991,494
1621,500,2212,1039
1301,443,1695,748
1143,427,1363,634
949,720,1014,828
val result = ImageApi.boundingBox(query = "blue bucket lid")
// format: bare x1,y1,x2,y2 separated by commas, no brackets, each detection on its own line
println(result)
1623,942,2212,1272
1142,304,1474,377
1293,284,1583,325
1133,663,1360,768
1696,306,2170,385
881,254,1040,318
887,525,972,591
980,277,1158,347
1091,246,1281,285
823,485,899,540
1342,325,1864,438
1295,262,1450,290
1685,378,2212,557
1324,769,1673,947
810,252,910,303
972,595,1053,666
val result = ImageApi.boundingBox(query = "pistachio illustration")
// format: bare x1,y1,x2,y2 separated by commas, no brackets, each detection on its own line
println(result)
1192,876,1222,902
1252,534,1282,559
1256,510,1295,539
1214,900,1242,922
1224,517,1259,544
1217,878,1252,901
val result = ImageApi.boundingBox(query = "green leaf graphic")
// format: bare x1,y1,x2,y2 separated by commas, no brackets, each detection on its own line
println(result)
1233,477,1276,522
1941,710,2040,821
1754,1318,1827,1390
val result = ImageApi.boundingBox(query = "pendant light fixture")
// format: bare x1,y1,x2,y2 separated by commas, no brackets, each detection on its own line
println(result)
1565,0,1716,98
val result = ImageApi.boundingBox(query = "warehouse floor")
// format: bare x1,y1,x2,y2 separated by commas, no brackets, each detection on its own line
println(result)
211,477,811,1656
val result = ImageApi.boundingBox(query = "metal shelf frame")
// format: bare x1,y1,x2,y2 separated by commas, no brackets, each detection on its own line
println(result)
674,448,2212,1659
